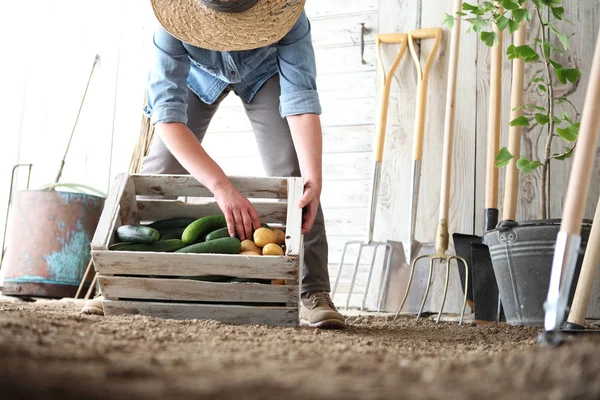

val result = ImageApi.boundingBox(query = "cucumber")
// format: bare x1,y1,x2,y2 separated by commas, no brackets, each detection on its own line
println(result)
205,223,271,241
181,215,227,244
175,237,241,254
147,217,196,232
116,225,160,243
109,242,135,251
116,239,185,253
159,227,186,241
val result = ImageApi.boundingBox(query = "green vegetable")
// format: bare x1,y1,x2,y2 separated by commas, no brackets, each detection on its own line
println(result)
175,237,241,254
205,223,271,241
147,217,196,232
159,227,186,241
116,225,160,244
181,215,227,244
108,242,135,251
114,239,186,253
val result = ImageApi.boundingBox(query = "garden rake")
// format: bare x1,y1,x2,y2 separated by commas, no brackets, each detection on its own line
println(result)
394,0,469,325
332,33,409,311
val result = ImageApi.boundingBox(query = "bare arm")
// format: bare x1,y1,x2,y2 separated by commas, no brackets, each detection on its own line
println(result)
287,113,323,234
155,122,260,240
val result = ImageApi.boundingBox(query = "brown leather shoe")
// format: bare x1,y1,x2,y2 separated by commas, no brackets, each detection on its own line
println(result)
300,291,346,329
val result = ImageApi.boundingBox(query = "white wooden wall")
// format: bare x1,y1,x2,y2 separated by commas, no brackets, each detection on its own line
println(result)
1,1,598,309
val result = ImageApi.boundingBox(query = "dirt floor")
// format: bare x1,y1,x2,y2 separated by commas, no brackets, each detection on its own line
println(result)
1,299,599,400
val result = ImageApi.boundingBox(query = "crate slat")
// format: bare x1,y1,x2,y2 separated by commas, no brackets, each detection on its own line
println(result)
285,177,304,256
92,174,128,250
99,276,299,303
136,200,287,225
92,250,299,280
103,300,298,326
133,175,288,199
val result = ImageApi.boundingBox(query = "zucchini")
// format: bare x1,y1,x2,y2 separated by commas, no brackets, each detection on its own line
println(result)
147,217,196,232
175,237,241,254
181,215,227,244
205,223,271,241
116,225,160,243
159,227,186,241
109,242,135,251
115,239,185,253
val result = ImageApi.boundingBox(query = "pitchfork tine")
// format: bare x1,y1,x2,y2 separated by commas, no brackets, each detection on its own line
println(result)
417,257,435,321
436,258,452,323
332,242,351,298
376,244,393,312
345,245,364,309
361,246,379,311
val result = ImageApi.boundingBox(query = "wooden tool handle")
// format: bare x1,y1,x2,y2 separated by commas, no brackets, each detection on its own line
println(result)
560,29,600,235
568,197,600,325
502,16,526,221
439,0,462,221
485,13,503,210
375,34,408,163
408,28,443,161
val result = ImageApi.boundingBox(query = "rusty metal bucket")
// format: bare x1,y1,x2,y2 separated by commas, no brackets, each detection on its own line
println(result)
1,190,104,298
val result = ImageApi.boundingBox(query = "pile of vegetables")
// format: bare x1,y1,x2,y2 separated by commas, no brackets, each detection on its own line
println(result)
109,215,286,256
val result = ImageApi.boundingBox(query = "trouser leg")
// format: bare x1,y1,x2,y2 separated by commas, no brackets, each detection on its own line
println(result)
239,74,330,294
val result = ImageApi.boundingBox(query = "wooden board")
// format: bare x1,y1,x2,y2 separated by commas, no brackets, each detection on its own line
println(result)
285,177,304,257
99,276,298,303
132,175,287,199
103,300,298,327
92,250,299,280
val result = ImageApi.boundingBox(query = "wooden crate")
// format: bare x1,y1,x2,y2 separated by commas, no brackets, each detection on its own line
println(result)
90,174,303,327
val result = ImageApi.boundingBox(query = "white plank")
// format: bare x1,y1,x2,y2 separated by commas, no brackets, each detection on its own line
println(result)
92,250,299,280
136,200,287,224
285,177,304,256
91,173,127,250
305,0,378,19
310,12,378,49
321,180,370,209
132,175,287,199
99,276,298,303
119,175,139,225
103,300,298,327
324,208,367,237
315,44,376,75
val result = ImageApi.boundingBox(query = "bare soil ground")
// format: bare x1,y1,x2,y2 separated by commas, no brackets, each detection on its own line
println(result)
1,299,599,400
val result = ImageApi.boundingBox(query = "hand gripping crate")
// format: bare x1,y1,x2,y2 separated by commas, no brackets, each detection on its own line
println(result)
90,174,303,327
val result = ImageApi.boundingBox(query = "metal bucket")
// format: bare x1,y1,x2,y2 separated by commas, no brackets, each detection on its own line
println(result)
484,219,595,326
1,190,104,298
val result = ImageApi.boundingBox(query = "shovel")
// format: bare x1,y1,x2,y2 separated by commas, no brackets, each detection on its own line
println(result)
331,33,410,311
452,12,504,323
540,23,600,345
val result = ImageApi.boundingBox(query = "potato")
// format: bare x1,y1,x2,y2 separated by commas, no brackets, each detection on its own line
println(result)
241,240,262,254
253,228,278,248
273,229,286,245
262,243,284,256
271,279,286,285
240,250,260,256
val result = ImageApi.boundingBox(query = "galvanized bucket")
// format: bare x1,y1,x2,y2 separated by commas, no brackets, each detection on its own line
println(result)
484,219,595,326
1,190,104,298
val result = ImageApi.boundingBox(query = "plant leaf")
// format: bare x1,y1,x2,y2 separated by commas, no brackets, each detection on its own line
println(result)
508,19,521,34
516,157,542,173
512,8,527,23
495,147,514,167
443,13,455,28
557,123,579,142
510,115,530,127
535,113,550,125
500,0,520,10
554,147,574,161
538,84,547,92
562,112,573,124
556,68,567,84
526,103,546,111
550,25,570,50
496,15,511,31
549,59,563,70
564,68,580,83
462,2,479,11
551,6,565,20
481,31,497,47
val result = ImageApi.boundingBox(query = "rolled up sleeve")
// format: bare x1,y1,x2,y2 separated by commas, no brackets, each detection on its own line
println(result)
276,11,322,117
144,26,191,125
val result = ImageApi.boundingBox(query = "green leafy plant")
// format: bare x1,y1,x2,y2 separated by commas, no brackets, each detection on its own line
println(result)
444,0,581,219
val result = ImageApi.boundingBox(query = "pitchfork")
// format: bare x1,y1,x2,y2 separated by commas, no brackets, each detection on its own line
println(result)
394,0,469,325
331,33,409,311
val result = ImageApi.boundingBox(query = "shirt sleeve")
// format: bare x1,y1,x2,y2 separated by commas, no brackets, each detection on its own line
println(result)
144,26,191,125
276,11,322,117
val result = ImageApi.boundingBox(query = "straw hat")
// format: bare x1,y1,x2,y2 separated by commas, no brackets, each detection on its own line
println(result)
150,0,307,51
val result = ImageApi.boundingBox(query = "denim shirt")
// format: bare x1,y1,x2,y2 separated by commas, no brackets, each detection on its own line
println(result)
144,11,321,125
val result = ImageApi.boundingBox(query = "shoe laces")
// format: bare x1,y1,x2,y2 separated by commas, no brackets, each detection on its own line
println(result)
309,291,336,309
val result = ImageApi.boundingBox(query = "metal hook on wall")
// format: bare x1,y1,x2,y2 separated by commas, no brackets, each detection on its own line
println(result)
359,23,369,64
